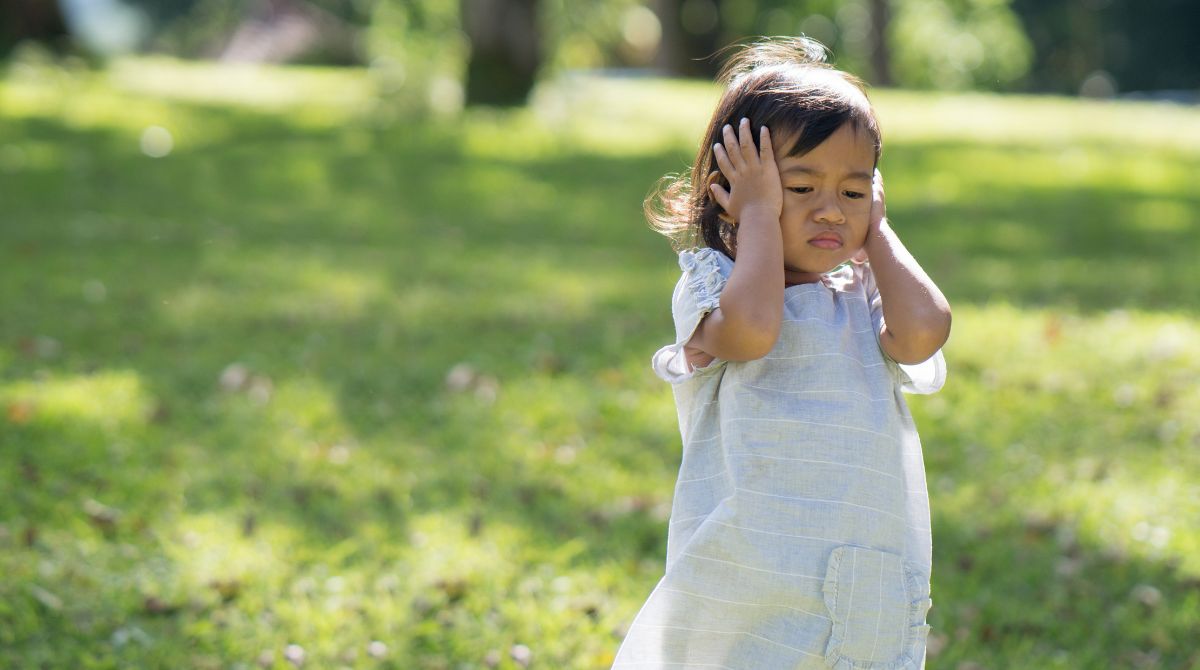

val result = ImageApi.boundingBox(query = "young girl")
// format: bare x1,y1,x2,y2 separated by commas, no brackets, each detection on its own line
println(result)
613,38,951,669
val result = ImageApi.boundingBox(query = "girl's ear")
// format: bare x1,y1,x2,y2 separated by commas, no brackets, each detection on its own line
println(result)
705,170,736,225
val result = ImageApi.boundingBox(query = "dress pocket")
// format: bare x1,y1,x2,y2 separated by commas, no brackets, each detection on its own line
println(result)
821,545,933,670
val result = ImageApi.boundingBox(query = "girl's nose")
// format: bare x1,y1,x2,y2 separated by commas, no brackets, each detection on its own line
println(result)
813,198,845,224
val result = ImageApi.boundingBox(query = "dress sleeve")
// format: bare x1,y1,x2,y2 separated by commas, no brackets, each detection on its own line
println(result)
858,262,947,395
650,248,733,384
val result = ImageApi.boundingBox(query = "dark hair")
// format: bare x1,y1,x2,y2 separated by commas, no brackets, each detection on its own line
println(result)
646,37,882,256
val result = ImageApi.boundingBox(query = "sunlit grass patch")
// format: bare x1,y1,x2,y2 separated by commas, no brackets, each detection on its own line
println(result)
1,369,151,430
160,250,390,329
876,89,1200,152
107,57,376,114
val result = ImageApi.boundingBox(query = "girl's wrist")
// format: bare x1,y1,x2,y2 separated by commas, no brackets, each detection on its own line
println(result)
735,206,782,230
862,217,890,260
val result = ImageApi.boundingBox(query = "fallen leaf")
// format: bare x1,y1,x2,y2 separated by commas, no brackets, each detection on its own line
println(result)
143,595,180,615
6,401,34,424
247,375,273,404
510,644,532,668
148,402,171,424
367,641,387,659
219,363,249,391
445,363,476,392
30,584,63,611
83,498,120,533
1131,584,1163,609
435,577,469,603
284,644,305,667
208,579,242,602
20,459,39,483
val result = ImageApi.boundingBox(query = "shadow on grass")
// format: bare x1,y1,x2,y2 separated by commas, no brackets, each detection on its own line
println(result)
927,510,1200,668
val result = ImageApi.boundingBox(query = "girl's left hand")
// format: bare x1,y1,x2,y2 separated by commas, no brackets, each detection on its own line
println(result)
851,169,886,264
869,168,886,234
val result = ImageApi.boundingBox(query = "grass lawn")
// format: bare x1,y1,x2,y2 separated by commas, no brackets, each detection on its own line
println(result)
2,57,1199,669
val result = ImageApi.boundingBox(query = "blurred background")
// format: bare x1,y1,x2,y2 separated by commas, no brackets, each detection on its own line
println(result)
2,1,1199,669
4,0,1200,103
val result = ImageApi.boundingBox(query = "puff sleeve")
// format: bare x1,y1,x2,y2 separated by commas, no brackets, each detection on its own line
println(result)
650,248,734,384
859,262,947,395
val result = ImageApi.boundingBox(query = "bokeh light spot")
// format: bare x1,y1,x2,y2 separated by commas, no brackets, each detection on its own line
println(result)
139,125,173,157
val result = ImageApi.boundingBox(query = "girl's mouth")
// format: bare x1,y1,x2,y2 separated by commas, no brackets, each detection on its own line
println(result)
808,232,843,250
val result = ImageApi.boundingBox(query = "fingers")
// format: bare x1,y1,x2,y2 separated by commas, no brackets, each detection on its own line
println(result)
719,122,743,173
707,171,730,211
870,168,887,229
712,140,735,182
714,118,770,178
737,117,755,163
710,118,779,225
759,125,773,162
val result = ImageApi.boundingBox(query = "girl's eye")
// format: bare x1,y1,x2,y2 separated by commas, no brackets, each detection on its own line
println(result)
787,186,812,194
843,191,866,199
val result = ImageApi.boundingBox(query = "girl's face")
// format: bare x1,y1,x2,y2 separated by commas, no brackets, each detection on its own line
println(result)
773,123,876,276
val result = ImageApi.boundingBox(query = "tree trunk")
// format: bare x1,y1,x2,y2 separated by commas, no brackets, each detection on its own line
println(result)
1,0,69,56
652,0,723,78
867,0,893,86
461,0,541,106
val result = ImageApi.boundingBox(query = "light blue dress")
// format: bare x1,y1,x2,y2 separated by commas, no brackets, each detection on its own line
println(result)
613,248,945,670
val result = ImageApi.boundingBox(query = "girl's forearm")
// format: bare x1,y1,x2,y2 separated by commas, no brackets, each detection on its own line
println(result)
717,211,784,351
865,218,951,363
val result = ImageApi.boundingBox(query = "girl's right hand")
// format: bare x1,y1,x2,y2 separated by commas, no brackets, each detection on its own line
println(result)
708,118,782,226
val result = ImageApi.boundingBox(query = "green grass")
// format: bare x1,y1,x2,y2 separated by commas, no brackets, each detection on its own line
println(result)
2,56,1199,669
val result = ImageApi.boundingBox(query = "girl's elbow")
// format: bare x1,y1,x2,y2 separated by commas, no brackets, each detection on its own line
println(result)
890,327,949,364
729,338,776,361
724,318,780,361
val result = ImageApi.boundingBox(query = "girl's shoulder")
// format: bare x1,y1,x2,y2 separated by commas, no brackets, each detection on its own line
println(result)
677,247,734,278
671,247,734,314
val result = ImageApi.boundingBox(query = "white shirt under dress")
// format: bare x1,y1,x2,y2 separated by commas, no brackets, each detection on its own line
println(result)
613,248,946,670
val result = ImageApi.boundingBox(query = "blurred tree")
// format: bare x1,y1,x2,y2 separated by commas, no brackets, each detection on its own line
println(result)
365,0,467,114
147,0,365,63
652,0,724,77
866,0,892,85
537,0,1028,90
2,0,69,57
539,0,655,71
888,0,1032,90
1011,0,1200,96
460,0,541,105
219,0,361,64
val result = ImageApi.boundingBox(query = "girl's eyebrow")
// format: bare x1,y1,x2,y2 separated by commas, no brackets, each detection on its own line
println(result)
781,166,873,181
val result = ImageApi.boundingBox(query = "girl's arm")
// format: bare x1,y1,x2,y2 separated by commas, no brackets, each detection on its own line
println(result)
864,171,952,364
686,119,785,363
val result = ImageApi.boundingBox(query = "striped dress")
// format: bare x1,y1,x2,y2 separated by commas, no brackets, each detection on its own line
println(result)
613,248,945,670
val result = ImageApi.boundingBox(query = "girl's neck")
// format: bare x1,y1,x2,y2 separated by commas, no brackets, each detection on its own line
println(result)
784,267,824,286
